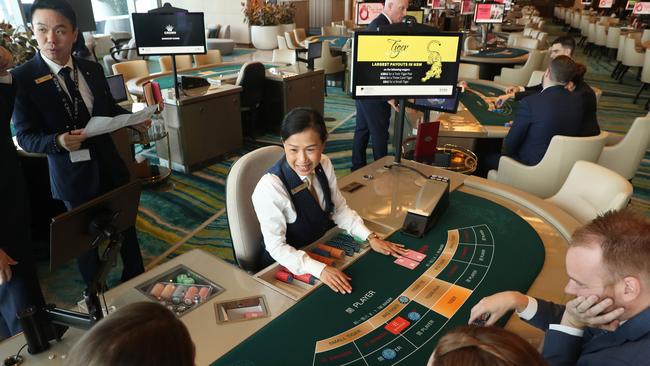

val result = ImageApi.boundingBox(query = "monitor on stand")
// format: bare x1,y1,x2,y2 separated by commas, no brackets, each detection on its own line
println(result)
18,181,142,354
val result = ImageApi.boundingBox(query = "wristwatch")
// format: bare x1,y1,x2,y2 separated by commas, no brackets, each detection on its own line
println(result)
367,232,380,241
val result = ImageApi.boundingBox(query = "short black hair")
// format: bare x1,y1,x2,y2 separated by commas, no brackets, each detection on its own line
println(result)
31,0,77,30
280,107,328,143
551,35,575,53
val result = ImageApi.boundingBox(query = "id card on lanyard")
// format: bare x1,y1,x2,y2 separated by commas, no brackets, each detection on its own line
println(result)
51,64,91,163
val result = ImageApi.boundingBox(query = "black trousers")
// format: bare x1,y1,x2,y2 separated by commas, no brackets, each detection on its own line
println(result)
0,256,45,338
352,100,391,171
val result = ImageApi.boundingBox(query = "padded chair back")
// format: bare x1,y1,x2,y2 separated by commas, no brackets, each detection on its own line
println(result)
513,37,539,50
493,50,547,86
111,59,149,83
226,146,285,272
277,35,289,49
458,63,479,80
598,116,650,179
285,31,299,49
591,86,602,104
507,33,522,48
314,41,345,75
272,49,297,64
595,24,607,47
488,132,609,198
236,62,266,110
220,25,231,39
463,36,479,52
206,25,221,39
159,55,193,72
640,49,650,84
523,27,533,37
643,29,650,43
547,161,632,224
617,34,626,62
526,70,544,87
294,28,307,44
587,22,597,43
622,36,645,68
606,26,621,49
194,49,222,66
536,32,548,49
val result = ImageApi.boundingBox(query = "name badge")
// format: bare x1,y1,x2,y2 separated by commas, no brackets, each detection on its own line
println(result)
69,149,91,163
35,74,53,84
290,182,309,195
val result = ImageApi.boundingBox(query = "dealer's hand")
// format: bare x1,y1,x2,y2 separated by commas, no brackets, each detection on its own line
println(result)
0,249,17,285
469,291,529,326
368,235,408,258
320,266,352,294
561,295,624,331
57,129,87,152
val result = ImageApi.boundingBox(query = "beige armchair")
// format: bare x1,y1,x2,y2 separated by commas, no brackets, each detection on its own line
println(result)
494,50,547,86
546,161,632,224
487,132,609,198
597,116,650,180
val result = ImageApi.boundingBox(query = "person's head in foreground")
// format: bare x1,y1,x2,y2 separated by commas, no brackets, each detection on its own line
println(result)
280,107,328,178
428,325,547,366
65,302,195,366
564,209,650,324
543,55,578,88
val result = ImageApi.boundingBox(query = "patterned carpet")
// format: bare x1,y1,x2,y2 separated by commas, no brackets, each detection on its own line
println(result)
40,33,650,308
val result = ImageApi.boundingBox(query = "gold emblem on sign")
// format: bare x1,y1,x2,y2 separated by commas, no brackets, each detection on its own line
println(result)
422,40,443,82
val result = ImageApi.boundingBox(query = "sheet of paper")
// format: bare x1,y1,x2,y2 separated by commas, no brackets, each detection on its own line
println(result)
83,104,158,137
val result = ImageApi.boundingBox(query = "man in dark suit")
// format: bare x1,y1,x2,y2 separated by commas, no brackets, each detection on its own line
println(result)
0,46,45,337
469,210,650,366
497,36,600,137
13,0,144,287
482,56,584,173
351,0,408,171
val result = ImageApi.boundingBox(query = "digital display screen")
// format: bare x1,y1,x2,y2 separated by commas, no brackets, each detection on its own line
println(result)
132,12,206,55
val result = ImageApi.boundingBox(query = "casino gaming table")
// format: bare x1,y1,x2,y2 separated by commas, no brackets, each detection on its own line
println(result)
214,191,545,365
127,62,280,97
460,81,518,128
460,47,529,80
305,35,350,51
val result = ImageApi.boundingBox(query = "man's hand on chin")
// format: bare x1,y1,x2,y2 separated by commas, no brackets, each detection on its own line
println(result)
561,295,625,331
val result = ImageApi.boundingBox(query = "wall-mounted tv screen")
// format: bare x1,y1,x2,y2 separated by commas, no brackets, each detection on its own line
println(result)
132,12,206,55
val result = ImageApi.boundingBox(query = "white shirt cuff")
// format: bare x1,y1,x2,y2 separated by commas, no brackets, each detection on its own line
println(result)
549,324,585,337
305,258,327,278
0,73,12,84
519,86,525,92
516,296,538,320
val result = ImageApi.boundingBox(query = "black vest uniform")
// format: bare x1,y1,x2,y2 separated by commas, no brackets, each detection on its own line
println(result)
260,157,336,266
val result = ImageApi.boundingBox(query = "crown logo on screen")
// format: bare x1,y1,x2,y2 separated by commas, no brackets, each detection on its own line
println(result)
163,25,177,35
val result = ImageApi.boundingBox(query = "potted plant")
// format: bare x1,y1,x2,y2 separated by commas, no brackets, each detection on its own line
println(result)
242,0,281,50
0,22,38,66
278,2,296,35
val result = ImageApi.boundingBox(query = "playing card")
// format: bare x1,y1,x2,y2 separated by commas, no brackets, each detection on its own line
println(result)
403,249,426,262
394,257,419,270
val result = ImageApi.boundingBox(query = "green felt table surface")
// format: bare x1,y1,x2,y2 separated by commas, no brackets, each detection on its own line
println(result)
472,47,529,58
461,82,518,126
213,190,545,366
150,63,276,90
314,36,349,49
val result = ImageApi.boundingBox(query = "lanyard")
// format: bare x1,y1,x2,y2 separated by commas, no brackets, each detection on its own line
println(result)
51,64,81,130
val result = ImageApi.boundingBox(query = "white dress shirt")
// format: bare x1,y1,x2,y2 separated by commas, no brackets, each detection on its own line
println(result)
40,52,94,115
251,154,372,278
518,296,585,337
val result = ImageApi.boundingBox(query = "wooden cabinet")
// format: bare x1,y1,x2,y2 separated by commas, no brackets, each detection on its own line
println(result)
157,85,243,173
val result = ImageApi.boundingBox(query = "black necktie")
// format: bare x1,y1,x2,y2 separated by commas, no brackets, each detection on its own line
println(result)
59,66,91,126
